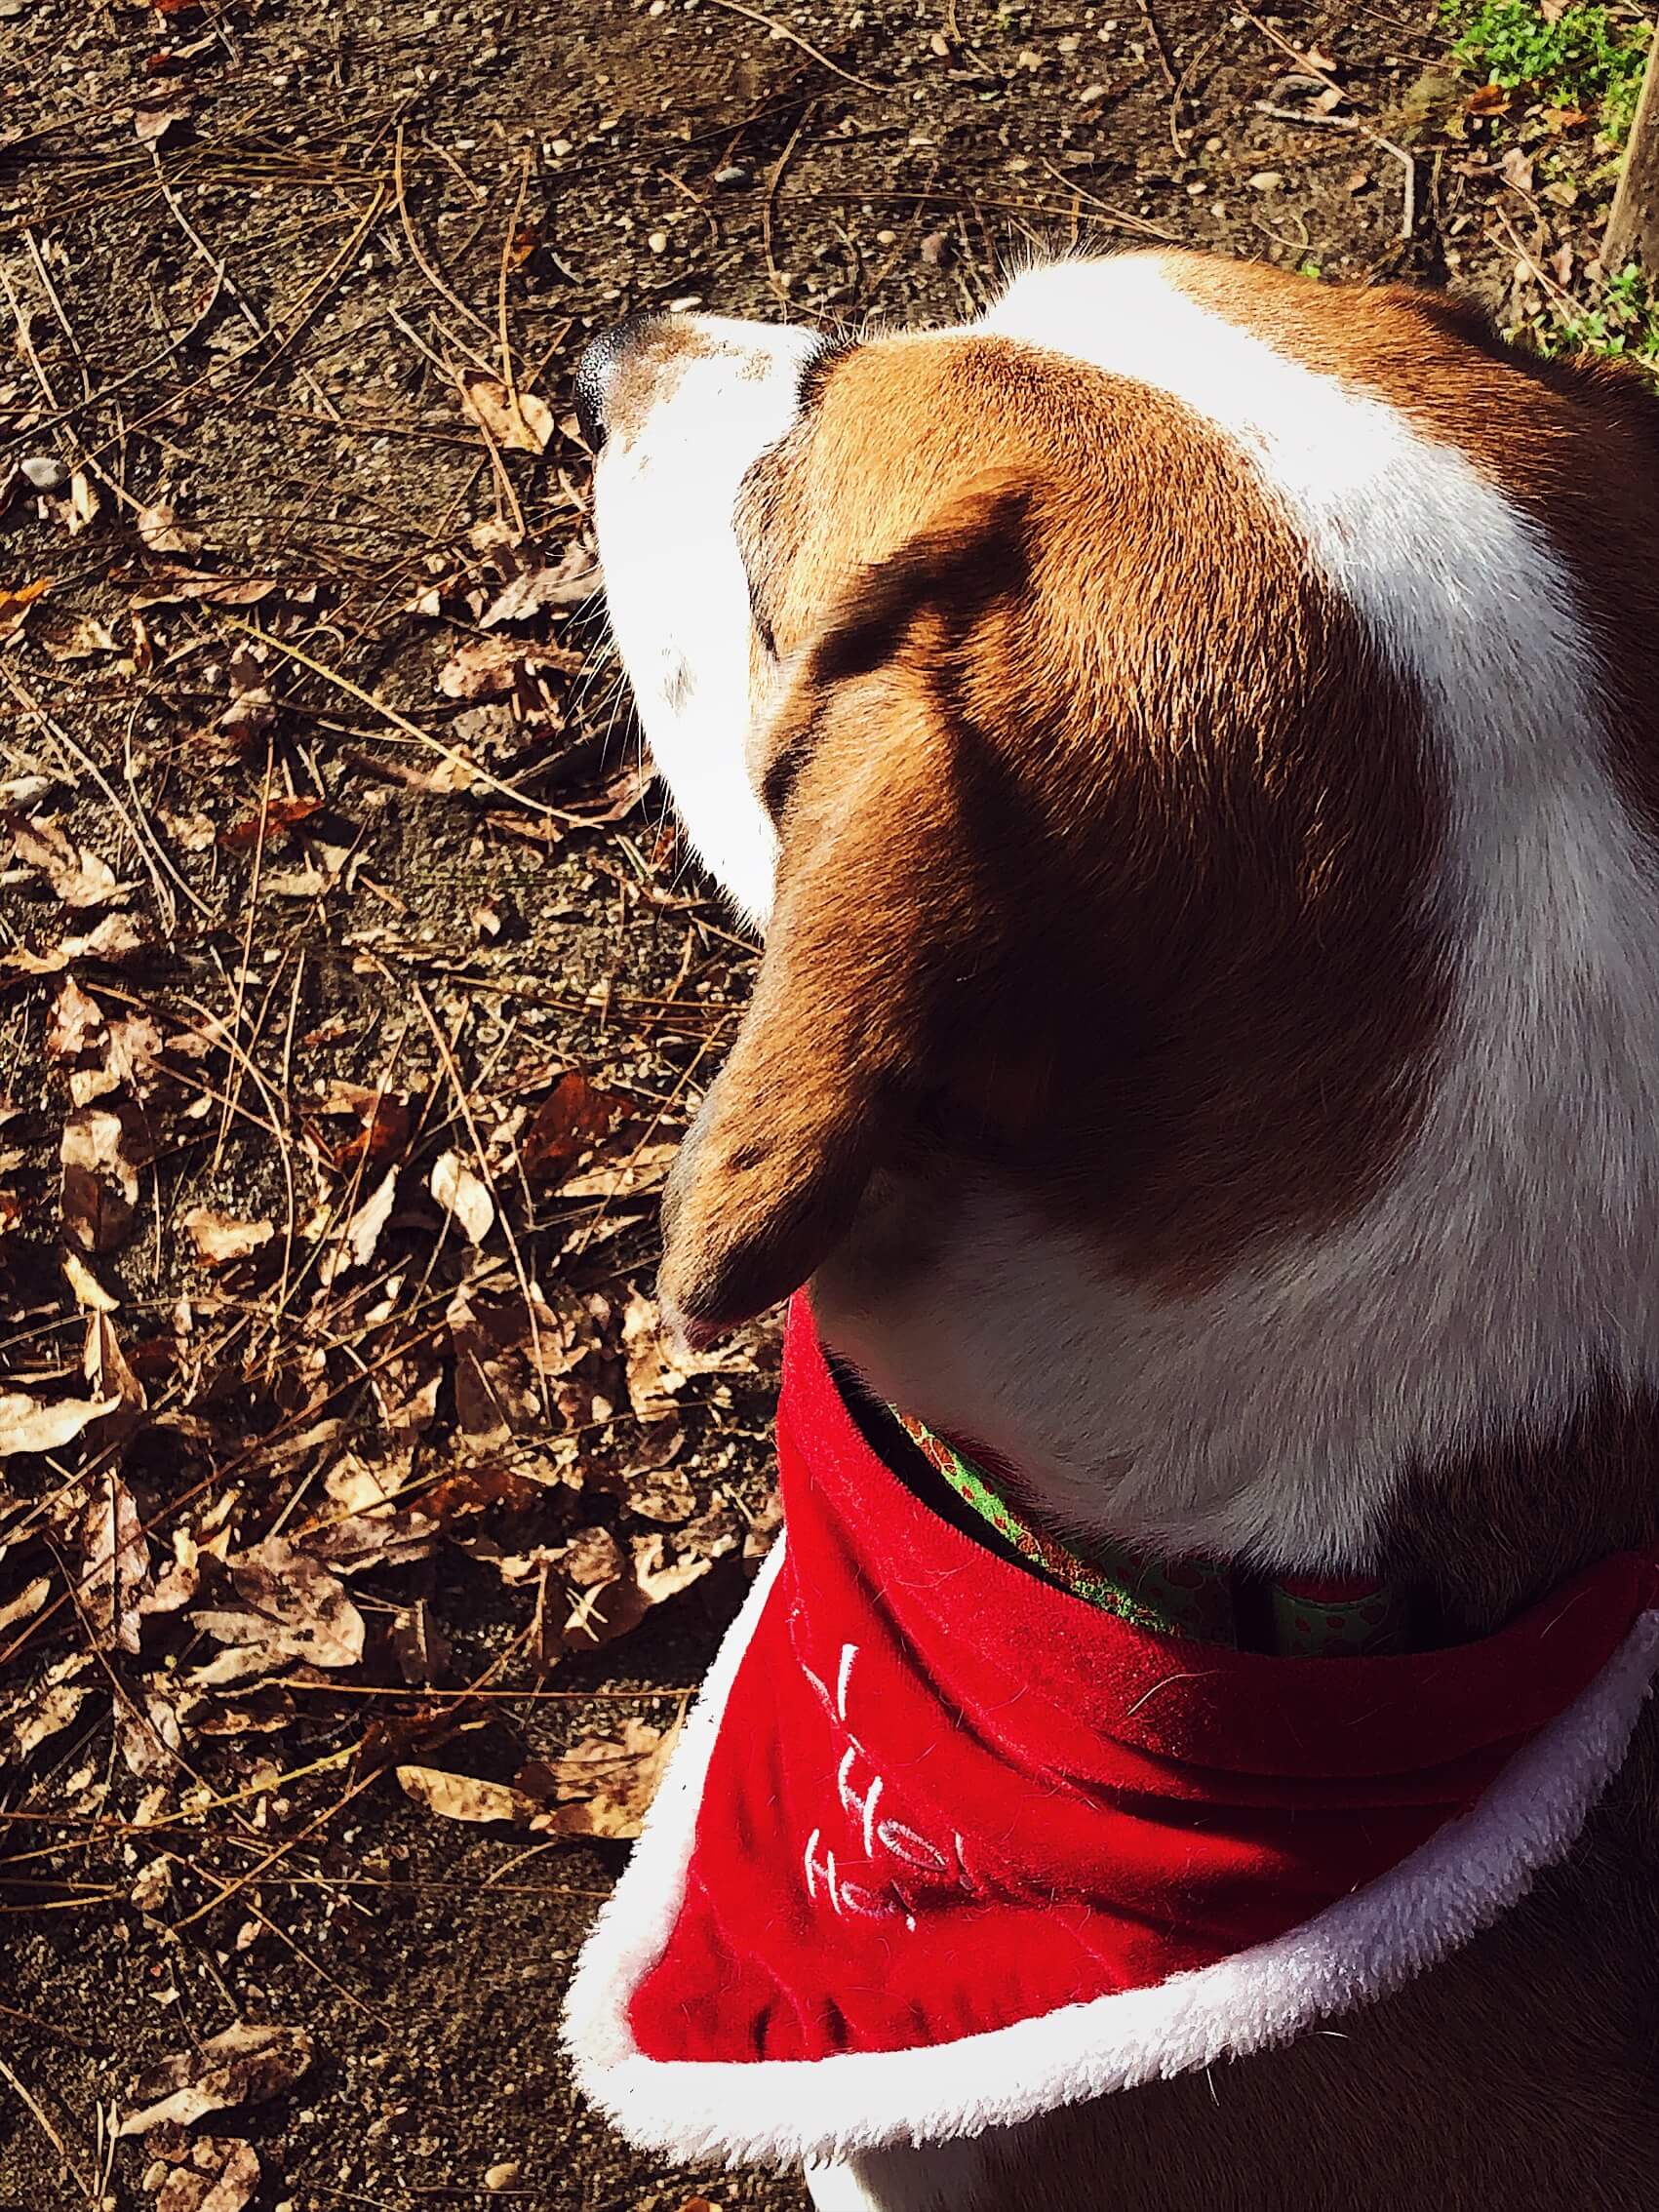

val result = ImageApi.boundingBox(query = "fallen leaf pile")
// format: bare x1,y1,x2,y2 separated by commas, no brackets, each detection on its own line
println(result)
0,374,780,2117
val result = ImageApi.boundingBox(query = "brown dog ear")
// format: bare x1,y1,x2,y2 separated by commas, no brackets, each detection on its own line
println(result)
658,667,967,1350
655,497,1032,1348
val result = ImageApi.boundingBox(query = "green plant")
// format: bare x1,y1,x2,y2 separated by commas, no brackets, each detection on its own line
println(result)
1442,0,1652,142
1524,262,1659,375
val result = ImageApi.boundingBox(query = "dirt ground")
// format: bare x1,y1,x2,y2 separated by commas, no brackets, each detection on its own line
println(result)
0,0,1650,2207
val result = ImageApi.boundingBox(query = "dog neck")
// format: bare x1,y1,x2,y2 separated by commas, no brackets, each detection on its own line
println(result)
813,1169,1659,1642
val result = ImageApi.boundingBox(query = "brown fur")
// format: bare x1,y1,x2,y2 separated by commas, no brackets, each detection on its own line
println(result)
662,334,1447,1341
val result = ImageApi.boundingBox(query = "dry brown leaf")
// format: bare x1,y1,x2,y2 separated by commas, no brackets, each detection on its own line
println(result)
390,1600,451,1686
191,1540,365,1672
119,1684,183,1780
624,1462,696,1524
118,2021,313,2137
320,1163,398,1284
80,1470,152,1653
545,1714,679,1839
136,500,203,556
5,810,134,910
183,1205,276,1267
456,370,555,454
396,1764,540,1826
559,1139,677,1201
217,795,324,850
0,1391,120,1458
518,1070,627,1186
0,1574,51,1636
154,2135,259,2212
132,571,280,610
481,542,600,620
47,976,105,1058
0,909,148,977
60,1102,144,1251
0,574,54,641
623,1290,721,1421
33,612,120,661
428,1150,494,1243
632,1525,725,1607
9,1675,94,1761
140,1533,201,1619
436,634,530,702
133,90,192,145
307,1084,412,1176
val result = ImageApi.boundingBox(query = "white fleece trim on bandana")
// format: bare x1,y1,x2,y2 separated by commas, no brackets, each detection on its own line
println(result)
561,1539,1659,2166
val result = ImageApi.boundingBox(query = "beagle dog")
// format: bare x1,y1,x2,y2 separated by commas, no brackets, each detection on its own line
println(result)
564,255,1659,2211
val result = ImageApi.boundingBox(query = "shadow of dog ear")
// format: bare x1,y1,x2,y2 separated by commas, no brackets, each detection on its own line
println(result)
657,489,1033,1350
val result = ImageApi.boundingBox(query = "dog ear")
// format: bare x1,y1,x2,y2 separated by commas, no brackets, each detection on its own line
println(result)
656,501,1026,1349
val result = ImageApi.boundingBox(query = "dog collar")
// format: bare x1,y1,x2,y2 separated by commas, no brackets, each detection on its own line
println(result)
893,1408,1409,1654
566,1297,1659,2165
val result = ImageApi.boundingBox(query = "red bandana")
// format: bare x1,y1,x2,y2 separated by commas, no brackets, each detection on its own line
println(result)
566,1298,1659,2165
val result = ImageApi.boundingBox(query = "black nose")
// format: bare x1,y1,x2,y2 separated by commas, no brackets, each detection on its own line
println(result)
573,312,666,456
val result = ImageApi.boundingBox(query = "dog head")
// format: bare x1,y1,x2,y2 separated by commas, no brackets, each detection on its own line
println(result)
579,254,1659,1590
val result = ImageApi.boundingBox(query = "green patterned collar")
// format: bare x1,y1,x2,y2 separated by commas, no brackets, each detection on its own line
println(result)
893,1410,1407,1657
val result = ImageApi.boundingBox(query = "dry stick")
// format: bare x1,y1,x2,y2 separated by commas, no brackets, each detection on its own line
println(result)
0,1305,458,1672
152,156,344,424
174,1616,541,1944
23,228,92,405
1132,0,1179,95
213,732,275,1175
763,105,816,303
1030,160,1185,244
393,122,500,349
0,666,182,933
701,0,889,92
218,614,562,817
1494,205,1581,318
1605,24,1659,270
122,697,216,930
182,1862,395,2028
1168,25,1222,158
497,147,533,419
1237,8,1416,242
247,178,392,388
0,2054,96,2208
396,968,552,1422
43,1533,267,1856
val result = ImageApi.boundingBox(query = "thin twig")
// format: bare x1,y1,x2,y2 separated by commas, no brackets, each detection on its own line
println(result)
219,615,561,817
700,0,889,92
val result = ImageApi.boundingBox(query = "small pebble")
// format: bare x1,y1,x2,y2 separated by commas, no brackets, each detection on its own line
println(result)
1248,171,1284,192
648,230,668,254
20,454,64,491
919,228,952,266
712,162,750,188
485,2164,523,2192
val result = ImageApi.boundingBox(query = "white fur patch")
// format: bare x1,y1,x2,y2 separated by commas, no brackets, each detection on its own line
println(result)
590,315,816,927
562,1534,1659,2169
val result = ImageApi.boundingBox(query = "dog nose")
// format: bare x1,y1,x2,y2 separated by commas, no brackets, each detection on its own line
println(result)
573,312,665,456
